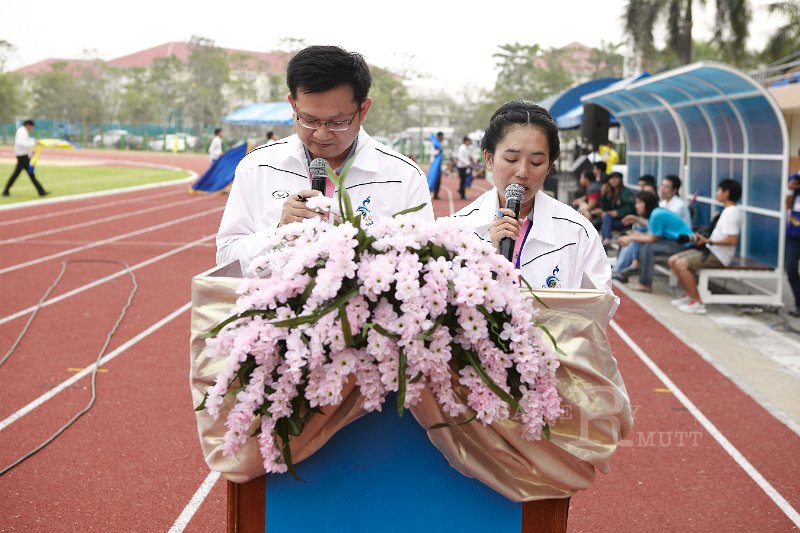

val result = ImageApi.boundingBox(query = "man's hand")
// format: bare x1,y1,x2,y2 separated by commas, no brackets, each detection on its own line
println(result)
280,190,325,226
489,208,521,251
619,234,631,246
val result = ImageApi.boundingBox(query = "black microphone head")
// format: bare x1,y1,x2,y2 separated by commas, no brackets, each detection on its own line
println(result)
504,183,525,218
310,158,329,192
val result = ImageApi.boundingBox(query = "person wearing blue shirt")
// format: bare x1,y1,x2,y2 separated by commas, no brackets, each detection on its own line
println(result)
618,191,693,292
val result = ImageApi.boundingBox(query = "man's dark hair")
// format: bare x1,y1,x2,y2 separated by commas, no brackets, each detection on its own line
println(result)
593,161,606,172
609,171,624,180
267,130,275,139
663,174,681,193
214,128,222,135
636,191,659,219
463,136,470,142
286,46,372,104
718,178,742,202
638,174,656,189
23,119,35,127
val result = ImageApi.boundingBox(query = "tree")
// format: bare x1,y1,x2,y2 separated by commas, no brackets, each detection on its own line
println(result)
0,41,23,142
589,41,626,78
184,40,230,133
623,0,752,69
31,60,108,144
365,66,412,136
761,0,800,64
118,67,160,146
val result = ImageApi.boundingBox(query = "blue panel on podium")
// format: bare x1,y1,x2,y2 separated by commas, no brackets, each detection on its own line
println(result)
265,397,521,532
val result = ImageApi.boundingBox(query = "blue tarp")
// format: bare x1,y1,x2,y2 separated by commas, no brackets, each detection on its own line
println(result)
224,102,294,126
539,73,651,129
426,132,443,192
191,143,248,193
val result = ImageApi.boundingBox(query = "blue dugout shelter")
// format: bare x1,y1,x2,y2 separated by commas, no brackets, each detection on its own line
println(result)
583,61,790,307
539,73,651,129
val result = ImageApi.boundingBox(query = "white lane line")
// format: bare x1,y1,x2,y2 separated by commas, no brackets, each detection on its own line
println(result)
0,173,196,212
0,206,223,275
168,471,222,533
0,188,186,227
0,302,191,432
610,320,800,527
1,197,206,244
0,234,214,326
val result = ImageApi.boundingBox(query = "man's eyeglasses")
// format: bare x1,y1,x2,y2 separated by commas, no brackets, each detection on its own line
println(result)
294,106,360,132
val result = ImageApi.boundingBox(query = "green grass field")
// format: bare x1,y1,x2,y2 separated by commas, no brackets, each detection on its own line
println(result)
0,164,191,205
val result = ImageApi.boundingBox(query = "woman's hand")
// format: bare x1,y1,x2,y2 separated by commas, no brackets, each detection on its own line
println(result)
280,190,325,226
489,208,521,251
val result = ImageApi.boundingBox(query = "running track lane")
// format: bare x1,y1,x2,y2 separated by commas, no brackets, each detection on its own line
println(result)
2,168,797,530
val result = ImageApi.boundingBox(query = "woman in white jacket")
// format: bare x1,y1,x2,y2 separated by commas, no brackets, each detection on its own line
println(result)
454,101,614,297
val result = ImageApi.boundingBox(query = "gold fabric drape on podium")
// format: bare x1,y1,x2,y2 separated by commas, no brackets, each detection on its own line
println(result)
190,265,632,502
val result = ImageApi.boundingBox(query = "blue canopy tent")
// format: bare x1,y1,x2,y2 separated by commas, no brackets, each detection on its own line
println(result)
223,102,294,126
583,61,790,307
539,73,651,130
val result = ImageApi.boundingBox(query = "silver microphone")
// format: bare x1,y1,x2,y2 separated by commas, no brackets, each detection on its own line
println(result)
499,184,525,262
309,158,329,193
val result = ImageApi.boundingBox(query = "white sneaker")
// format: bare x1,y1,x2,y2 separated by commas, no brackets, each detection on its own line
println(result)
670,295,691,307
679,301,707,314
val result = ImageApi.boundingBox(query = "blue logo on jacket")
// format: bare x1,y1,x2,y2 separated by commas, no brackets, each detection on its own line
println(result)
544,266,562,288
357,196,375,226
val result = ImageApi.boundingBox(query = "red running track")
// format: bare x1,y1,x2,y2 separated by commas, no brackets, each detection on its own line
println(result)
0,149,797,532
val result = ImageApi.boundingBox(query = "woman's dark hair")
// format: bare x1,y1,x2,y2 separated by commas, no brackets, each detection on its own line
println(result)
637,191,659,219
718,178,742,202
287,46,372,104
480,100,560,163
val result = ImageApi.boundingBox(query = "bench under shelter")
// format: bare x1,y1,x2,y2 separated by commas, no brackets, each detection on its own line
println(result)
582,61,792,308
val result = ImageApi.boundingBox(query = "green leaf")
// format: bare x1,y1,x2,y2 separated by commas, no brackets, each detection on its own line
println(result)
202,309,272,339
194,392,208,412
393,202,427,217
463,349,521,413
520,275,550,309
534,320,566,356
270,287,359,328
365,322,401,340
413,315,444,341
429,413,477,431
543,423,551,440
339,305,354,348
396,347,407,417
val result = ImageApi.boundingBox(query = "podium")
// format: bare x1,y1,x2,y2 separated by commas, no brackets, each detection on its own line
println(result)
191,263,629,533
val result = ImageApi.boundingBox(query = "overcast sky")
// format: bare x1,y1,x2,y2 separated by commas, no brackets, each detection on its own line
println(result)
3,0,780,96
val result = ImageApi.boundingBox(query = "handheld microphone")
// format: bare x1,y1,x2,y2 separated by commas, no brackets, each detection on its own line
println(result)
499,183,525,262
309,158,329,194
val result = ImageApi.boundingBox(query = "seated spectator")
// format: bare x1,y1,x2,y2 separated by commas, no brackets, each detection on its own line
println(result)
784,172,800,317
613,179,660,278
668,179,743,314
637,174,656,192
617,191,693,292
592,171,635,247
573,169,602,223
659,175,692,228
592,161,607,184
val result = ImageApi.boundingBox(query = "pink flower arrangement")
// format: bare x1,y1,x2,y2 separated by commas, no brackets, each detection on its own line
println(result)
198,165,562,476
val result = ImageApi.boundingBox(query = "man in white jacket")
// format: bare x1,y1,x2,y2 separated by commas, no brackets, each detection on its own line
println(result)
3,119,48,197
216,46,433,270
